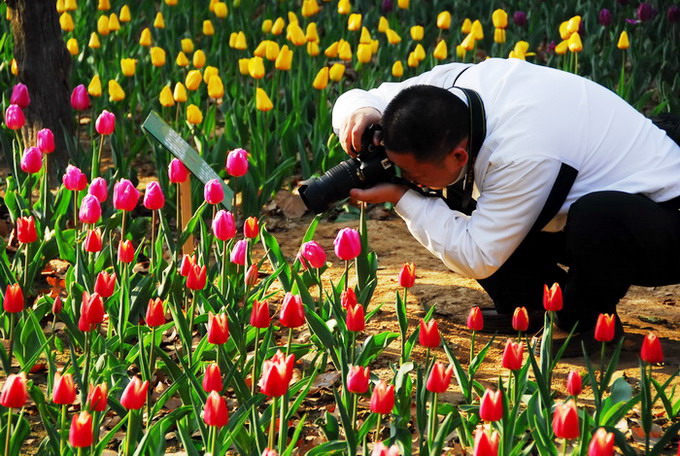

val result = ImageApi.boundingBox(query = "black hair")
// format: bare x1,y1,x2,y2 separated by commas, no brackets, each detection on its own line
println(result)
382,85,470,162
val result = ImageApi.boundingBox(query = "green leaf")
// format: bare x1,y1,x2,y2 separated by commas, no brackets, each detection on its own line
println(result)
355,331,398,366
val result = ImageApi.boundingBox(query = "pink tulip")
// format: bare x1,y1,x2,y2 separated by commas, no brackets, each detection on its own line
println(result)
37,128,55,154
298,241,326,269
62,165,88,191
10,83,30,108
230,239,247,265
204,179,224,205
70,84,91,111
143,181,165,210
168,158,189,183
95,110,115,135
212,210,236,241
334,227,361,260
20,147,43,174
113,179,140,211
4,104,25,130
79,194,102,224
88,177,108,202
226,148,249,177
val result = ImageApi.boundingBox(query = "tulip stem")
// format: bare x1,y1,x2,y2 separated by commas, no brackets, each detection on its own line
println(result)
73,191,78,230
175,183,181,259
23,243,29,292
251,328,260,397
562,438,568,456
42,155,49,220
125,411,133,456
7,312,16,374
221,241,228,297
470,331,476,366
59,404,66,455
121,211,127,242
316,268,323,314
374,413,381,443
13,131,22,194
428,393,438,445
343,260,349,292
4,407,12,456
599,341,606,386
278,392,287,452
147,326,157,429
118,264,128,348
268,396,277,451
150,210,156,274
188,291,197,365
350,393,358,430
92,134,104,181
285,328,293,358
82,332,91,406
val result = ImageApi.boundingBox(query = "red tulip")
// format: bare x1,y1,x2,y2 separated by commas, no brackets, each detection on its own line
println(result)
371,442,400,456
62,165,88,191
179,254,196,277
346,365,370,394
594,314,616,342
186,263,207,290
52,295,63,314
10,83,30,108
204,178,224,205
37,128,55,154
640,332,664,364
473,429,499,456
341,287,358,309
145,298,165,327
501,339,524,371
280,292,305,328
250,300,271,328
208,312,230,345
552,399,580,440
203,391,229,427
245,264,259,287
118,240,135,264
419,319,441,348
83,228,103,253
0,373,27,409
346,303,365,332
298,241,327,270
398,262,416,288
78,292,104,332
259,350,295,397
20,147,43,174
466,306,484,331
588,428,615,456
78,194,102,224
226,148,249,177
53,373,77,405
244,216,259,238
69,411,93,448
369,381,395,415
4,104,25,130
88,177,108,202
3,284,24,313
86,383,108,412
334,227,361,260
113,179,140,212
143,181,165,210
426,362,453,393
95,110,115,135
230,239,247,265
94,271,116,298
512,306,529,332
202,363,223,392
168,158,189,183
480,389,503,422
543,283,563,311
16,215,38,244
566,371,582,397
212,210,236,241
71,84,91,111
120,376,148,410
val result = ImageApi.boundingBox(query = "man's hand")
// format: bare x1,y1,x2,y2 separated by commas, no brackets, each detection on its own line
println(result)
339,107,382,157
350,183,408,205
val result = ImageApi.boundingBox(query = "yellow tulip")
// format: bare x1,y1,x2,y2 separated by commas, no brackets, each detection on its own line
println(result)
287,23,307,46
433,40,447,60
559,21,571,40
271,17,285,35
186,104,203,125
508,49,525,60
301,0,320,17
407,52,418,67
554,40,569,55
471,20,484,40
256,88,273,111
108,80,125,102
456,45,466,59
461,18,472,34
60,12,75,32
98,0,110,11
193,50,206,68
208,75,224,99
238,58,250,75
203,66,219,84
66,38,79,56
410,25,424,41
262,19,273,33
371,39,380,54
209,0,218,12
398,0,409,9
150,47,166,67
307,41,320,56
181,38,194,54
203,20,215,36
567,16,581,35
139,28,152,46
176,51,189,67
357,43,372,63
159,86,175,107
119,5,131,22
248,56,265,79
229,32,237,46
185,70,203,90
386,28,402,44
494,28,506,44
413,43,426,61
514,41,530,55
568,32,582,53
312,67,329,90
234,31,247,50
275,45,293,70
437,11,451,30
338,0,351,15
617,31,630,50
348,13,362,31
97,15,109,35
108,13,120,32
461,33,475,51
173,82,187,102
288,11,299,24
253,41,267,57
338,40,352,61
329,63,345,82
57,0,66,14
492,9,508,29
165,0,178,5
265,41,280,60
378,16,389,33
324,41,339,58
213,2,228,18
120,58,137,77
306,23,319,42
88,32,101,49
359,27,372,44
154,12,165,29
64,0,77,11
88,75,102,97
10,59,18,76
391,60,404,77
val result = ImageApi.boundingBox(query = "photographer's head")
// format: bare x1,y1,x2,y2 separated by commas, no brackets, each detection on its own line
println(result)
383,85,470,189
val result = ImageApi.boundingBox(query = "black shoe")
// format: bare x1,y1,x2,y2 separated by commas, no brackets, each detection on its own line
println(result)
478,307,545,334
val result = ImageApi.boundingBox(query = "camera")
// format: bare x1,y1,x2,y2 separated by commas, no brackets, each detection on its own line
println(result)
299,124,397,214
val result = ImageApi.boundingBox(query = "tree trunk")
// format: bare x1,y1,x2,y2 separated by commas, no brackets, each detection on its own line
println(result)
7,0,72,180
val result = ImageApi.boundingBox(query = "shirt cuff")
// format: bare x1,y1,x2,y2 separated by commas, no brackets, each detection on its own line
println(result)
394,189,424,219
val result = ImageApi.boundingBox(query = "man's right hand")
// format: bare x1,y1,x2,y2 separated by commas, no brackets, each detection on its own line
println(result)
339,107,382,157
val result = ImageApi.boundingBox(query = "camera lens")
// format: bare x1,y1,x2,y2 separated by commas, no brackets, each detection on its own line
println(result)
299,158,364,214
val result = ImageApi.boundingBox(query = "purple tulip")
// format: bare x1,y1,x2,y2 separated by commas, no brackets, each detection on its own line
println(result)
547,40,557,54
598,8,613,26
637,2,657,21
10,83,30,109
20,147,43,174
4,105,25,130
513,11,528,27
617,0,628,4
668,5,680,23
381,0,393,14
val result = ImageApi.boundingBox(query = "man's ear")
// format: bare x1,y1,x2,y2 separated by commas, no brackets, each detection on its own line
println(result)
449,138,469,164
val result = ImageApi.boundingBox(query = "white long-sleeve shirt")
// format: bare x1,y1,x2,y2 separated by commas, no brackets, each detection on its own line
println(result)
332,58,680,279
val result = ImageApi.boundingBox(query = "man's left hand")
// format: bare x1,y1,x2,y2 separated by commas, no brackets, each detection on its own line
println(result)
350,183,408,205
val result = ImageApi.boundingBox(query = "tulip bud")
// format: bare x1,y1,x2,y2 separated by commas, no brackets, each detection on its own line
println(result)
329,63,345,82
347,365,370,394
433,40,448,60
95,110,115,135
348,13,362,31
372,442,400,456
231,239,247,265
543,283,563,311
145,298,165,327
594,313,616,342
87,383,108,412
120,58,137,77
334,227,361,260
88,75,102,97
186,104,203,125
466,306,484,331
280,292,305,328
0,374,27,409
204,391,229,427
479,389,503,422
16,215,37,244
168,158,189,183
94,271,116,298
588,428,615,456
20,147,43,174
78,194,102,225
179,254,196,277
226,148,249,177
88,177,108,203
118,240,135,264
120,376,148,410
204,179,224,205
617,31,630,50
63,165,88,191
668,5,680,23
346,303,365,332
312,67,329,90
212,210,236,241
298,241,326,269
552,399,580,439
186,264,207,290
473,429,499,456
139,27,152,46
143,181,165,210
52,295,63,314
640,332,664,364
392,60,404,77
598,9,613,26
245,264,259,287
207,312,229,345
53,373,77,405
566,370,582,397
71,84,91,111
250,300,271,328
35,129,55,155
244,217,259,238
4,104,25,130
79,292,105,332
370,381,395,414
203,20,215,35
512,307,529,332
3,284,24,313
113,179,140,211
398,262,416,288
60,12,75,31
150,47,167,67
192,49,206,69
84,229,103,253
259,350,295,397
207,75,224,99
10,83,30,109
513,11,528,27
426,362,453,393
255,88,273,111
341,287,358,309
501,339,524,371
419,319,441,348
88,33,101,49
107,80,125,102
203,363,223,392
69,412,93,448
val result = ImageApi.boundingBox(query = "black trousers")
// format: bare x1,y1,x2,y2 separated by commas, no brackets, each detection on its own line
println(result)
477,191,680,331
